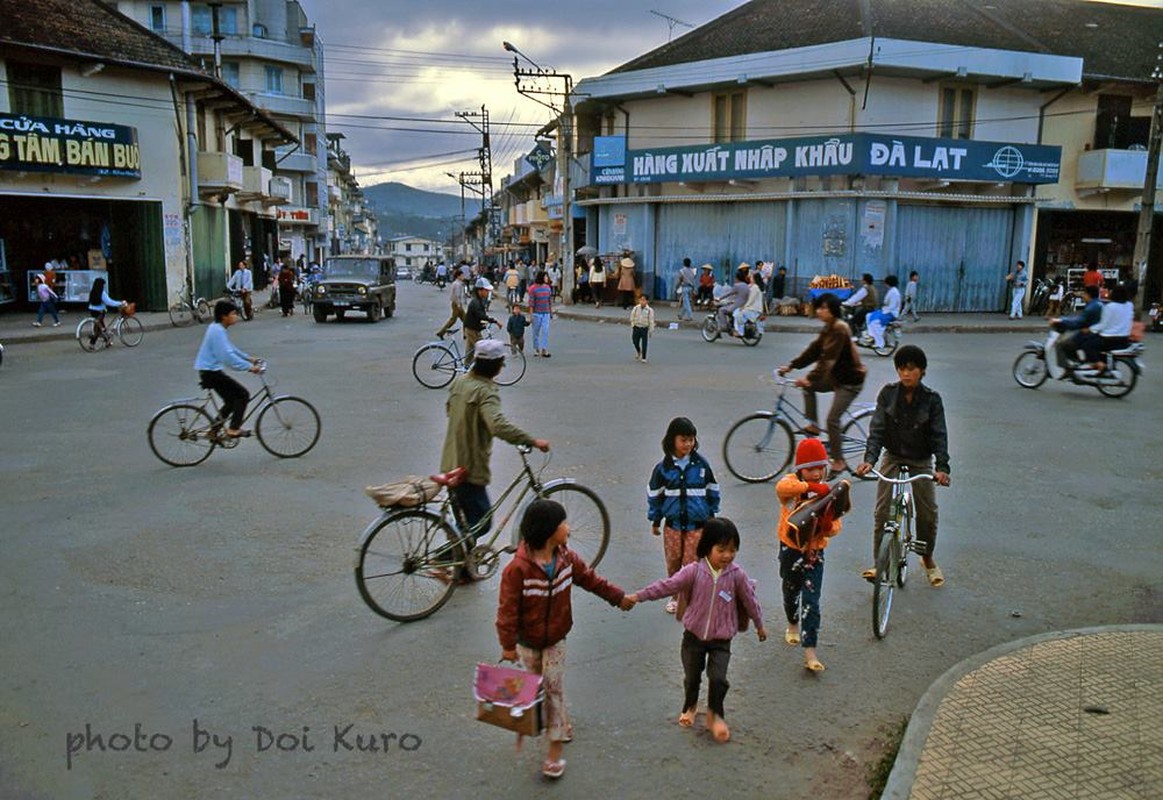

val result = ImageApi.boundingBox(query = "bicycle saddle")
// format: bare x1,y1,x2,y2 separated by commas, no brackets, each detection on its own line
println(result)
430,467,467,487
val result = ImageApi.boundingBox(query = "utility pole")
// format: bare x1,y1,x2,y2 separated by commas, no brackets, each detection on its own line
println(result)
1131,42,1163,311
447,170,485,263
456,107,493,264
503,42,575,302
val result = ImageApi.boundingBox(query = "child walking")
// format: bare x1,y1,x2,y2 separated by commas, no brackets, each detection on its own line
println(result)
647,417,721,614
496,499,633,780
507,302,529,352
776,439,848,673
629,293,655,362
627,517,767,743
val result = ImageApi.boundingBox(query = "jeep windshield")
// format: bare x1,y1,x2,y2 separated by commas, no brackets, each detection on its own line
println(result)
323,258,380,279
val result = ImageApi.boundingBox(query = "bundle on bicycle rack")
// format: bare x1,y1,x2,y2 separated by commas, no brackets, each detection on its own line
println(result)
473,662,543,737
365,475,441,508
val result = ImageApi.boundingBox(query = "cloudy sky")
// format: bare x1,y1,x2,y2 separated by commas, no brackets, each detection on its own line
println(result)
294,0,741,194
296,0,1162,196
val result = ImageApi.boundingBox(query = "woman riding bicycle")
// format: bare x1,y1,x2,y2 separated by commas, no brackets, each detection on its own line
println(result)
86,277,125,347
778,293,866,474
194,300,263,438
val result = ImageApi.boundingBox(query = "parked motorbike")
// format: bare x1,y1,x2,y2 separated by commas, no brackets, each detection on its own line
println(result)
840,306,901,357
1013,328,1144,398
701,303,763,346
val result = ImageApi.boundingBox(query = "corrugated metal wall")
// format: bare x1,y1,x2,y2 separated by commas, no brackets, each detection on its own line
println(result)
896,205,1015,312
653,202,786,296
790,198,858,282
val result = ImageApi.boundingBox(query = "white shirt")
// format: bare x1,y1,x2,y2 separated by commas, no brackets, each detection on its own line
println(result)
740,283,764,314
843,285,869,307
1091,301,1133,338
228,268,253,292
882,286,902,316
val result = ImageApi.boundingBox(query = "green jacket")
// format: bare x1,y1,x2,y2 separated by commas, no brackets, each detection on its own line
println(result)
440,373,535,485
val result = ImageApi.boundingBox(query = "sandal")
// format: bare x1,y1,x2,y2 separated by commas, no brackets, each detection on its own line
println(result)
801,424,822,435
925,564,945,587
707,713,731,743
677,709,696,728
784,627,801,646
861,567,877,582
541,758,566,779
804,658,826,673
226,429,252,439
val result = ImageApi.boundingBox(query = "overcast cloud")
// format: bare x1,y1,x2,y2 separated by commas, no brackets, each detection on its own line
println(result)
294,0,742,193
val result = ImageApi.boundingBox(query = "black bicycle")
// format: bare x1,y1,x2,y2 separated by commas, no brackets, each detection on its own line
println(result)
147,361,320,467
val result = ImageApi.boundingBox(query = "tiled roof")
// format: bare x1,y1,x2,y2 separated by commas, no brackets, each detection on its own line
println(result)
0,0,204,74
612,0,1161,83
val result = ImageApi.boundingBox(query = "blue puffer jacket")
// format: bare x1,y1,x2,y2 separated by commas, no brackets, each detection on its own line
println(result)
647,451,721,532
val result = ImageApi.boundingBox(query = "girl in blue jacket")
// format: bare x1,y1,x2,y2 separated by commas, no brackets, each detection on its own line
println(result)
647,417,721,614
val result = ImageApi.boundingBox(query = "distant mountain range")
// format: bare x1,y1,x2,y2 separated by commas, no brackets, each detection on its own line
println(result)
361,182,466,241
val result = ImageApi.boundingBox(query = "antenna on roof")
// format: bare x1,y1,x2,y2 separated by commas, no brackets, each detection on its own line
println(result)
649,9,695,42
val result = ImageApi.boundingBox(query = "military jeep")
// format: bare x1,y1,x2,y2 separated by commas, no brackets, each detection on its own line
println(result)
312,256,396,323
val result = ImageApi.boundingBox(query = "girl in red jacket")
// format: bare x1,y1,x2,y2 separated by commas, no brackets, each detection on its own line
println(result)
496,499,633,780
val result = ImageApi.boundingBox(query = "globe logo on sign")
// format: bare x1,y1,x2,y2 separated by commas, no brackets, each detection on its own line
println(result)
989,146,1025,179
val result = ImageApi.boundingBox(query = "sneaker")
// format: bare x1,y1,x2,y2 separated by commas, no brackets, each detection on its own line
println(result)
32,322,41,327
52,322,61,327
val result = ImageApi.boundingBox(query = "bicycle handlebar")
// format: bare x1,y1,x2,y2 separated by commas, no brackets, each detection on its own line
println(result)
867,468,933,484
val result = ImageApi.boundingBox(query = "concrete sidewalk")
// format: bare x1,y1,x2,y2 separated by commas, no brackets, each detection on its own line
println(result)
884,625,1163,800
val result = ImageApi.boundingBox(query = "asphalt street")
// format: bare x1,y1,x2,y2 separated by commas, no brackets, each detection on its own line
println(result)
1,283,1159,799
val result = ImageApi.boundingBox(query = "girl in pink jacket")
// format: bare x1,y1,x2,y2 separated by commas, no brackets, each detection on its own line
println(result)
628,517,767,742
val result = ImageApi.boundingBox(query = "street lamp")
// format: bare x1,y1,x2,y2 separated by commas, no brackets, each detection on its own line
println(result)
503,41,575,300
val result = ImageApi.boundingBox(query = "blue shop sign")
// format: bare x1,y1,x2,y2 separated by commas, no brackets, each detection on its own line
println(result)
592,133,1060,185
0,113,141,178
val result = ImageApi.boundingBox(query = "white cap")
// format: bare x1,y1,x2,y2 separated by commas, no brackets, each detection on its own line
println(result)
474,277,494,291
474,339,506,360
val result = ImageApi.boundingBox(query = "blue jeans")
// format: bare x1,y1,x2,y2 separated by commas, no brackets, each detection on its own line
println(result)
451,482,491,539
779,544,825,648
37,298,59,324
531,312,550,352
679,287,692,319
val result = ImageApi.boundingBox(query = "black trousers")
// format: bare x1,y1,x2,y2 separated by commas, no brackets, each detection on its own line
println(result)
632,326,649,358
680,629,731,717
199,370,249,430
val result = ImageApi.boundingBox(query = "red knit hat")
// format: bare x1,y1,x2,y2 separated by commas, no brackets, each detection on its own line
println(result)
794,438,829,470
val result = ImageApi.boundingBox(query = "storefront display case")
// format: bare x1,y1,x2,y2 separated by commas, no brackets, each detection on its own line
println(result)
26,270,108,304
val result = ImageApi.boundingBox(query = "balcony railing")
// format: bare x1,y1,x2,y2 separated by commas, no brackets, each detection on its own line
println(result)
268,175,293,204
249,92,316,119
197,151,244,196
238,165,272,200
1076,148,1163,193
274,147,321,174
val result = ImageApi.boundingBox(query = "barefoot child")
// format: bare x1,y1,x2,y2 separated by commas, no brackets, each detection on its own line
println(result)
496,499,634,780
776,438,848,673
627,517,767,743
647,417,721,614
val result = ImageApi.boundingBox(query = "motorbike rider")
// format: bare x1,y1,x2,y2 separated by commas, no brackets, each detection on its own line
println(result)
866,275,902,350
842,273,878,336
1048,284,1102,377
1076,283,1134,372
717,264,751,334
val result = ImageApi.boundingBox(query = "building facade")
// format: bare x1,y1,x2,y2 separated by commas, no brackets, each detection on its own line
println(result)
0,0,292,311
387,235,441,269
570,0,1162,310
116,0,328,270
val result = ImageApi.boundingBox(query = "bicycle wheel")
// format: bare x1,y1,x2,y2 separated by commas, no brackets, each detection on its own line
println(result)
840,409,876,481
872,534,897,639
76,318,106,352
195,299,211,323
256,396,321,458
117,316,144,347
1012,351,1048,389
540,482,611,568
722,413,794,483
169,302,193,327
355,509,464,622
872,328,900,357
148,404,217,467
411,343,459,389
494,343,527,386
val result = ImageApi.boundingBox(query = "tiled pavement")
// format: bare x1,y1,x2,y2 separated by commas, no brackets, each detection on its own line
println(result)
883,626,1163,800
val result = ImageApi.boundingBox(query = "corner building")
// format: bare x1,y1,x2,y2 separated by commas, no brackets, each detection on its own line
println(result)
571,0,1162,311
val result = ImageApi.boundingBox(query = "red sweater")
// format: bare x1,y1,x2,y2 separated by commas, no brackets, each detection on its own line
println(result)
496,542,625,651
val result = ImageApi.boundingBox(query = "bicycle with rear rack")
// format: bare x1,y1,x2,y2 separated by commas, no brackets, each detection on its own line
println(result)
147,360,320,467
411,324,527,389
722,377,874,483
354,445,610,622
868,467,934,639
77,305,143,352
